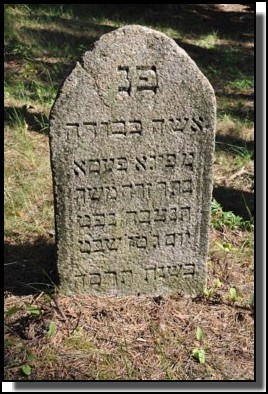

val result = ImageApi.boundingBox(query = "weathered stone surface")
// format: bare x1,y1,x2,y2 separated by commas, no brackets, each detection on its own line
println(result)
49,25,216,295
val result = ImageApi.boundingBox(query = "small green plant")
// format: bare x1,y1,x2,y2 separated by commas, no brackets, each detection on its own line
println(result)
192,326,205,364
211,198,251,231
192,348,206,364
204,287,215,298
229,287,237,302
196,326,204,341
47,321,56,337
21,364,32,377
214,278,223,288
204,279,222,299
228,287,242,303
215,241,234,253
20,350,35,377
224,211,243,229
26,305,41,317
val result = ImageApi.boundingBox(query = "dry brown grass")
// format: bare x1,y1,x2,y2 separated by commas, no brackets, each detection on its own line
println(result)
4,227,254,381
4,293,254,380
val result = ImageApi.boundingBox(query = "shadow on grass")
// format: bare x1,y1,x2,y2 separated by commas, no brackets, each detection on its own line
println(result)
215,133,254,155
4,237,59,296
5,4,254,126
217,91,254,123
26,4,254,41
213,186,254,221
20,22,114,59
222,92,254,101
4,106,49,135
177,39,253,78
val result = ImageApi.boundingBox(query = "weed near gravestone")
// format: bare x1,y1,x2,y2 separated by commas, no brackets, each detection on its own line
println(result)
211,198,253,231
192,326,206,364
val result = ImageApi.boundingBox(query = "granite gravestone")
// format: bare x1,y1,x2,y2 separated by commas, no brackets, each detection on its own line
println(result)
49,25,216,295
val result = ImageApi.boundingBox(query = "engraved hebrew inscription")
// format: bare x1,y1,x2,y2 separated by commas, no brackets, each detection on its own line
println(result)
49,25,216,296
117,65,158,96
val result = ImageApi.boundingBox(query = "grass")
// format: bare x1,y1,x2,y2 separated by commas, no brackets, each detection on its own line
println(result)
229,77,254,91
4,292,254,380
211,198,253,231
194,31,219,49
4,4,254,381
4,117,53,236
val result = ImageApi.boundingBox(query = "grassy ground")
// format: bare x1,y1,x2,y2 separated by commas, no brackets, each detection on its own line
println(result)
4,4,254,381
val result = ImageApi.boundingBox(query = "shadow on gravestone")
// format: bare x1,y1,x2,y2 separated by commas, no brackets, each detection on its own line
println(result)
49,25,216,296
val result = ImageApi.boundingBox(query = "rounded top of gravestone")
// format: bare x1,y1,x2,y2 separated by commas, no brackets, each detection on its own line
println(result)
50,24,216,132
80,24,215,117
